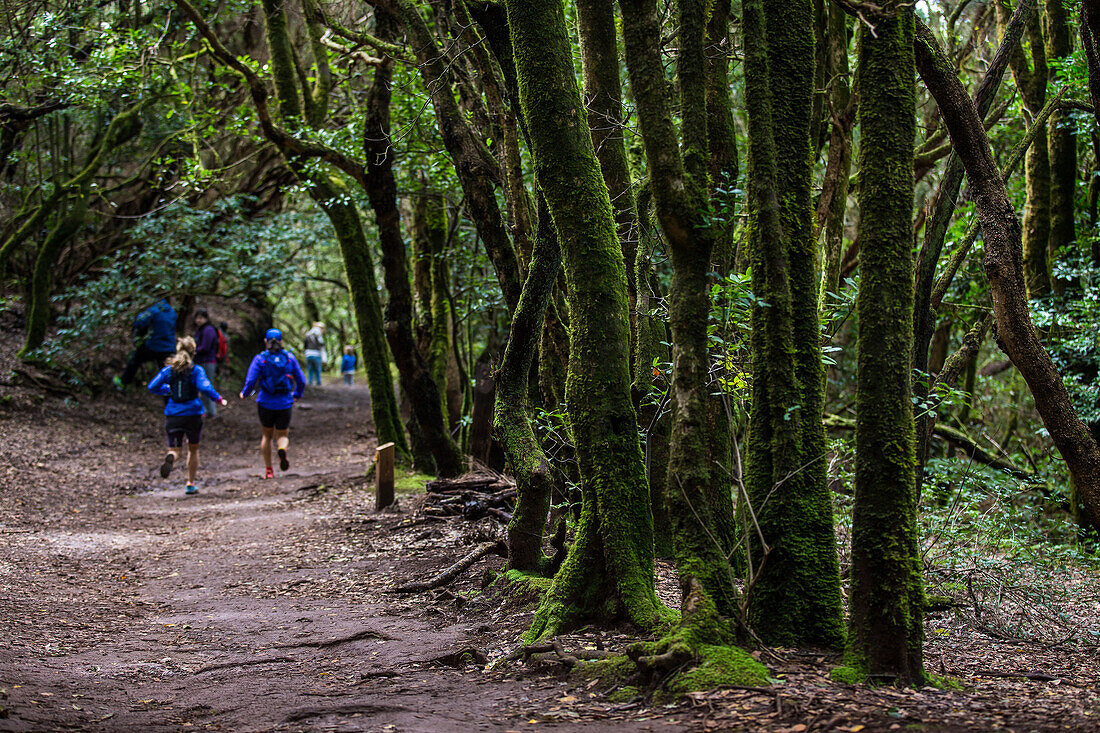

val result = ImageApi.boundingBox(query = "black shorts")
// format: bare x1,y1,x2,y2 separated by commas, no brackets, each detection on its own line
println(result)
257,404,292,430
165,414,203,447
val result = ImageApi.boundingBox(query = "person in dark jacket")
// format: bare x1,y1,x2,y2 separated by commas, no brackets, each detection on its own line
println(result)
239,328,307,479
115,298,177,389
192,308,220,418
147,336,227,495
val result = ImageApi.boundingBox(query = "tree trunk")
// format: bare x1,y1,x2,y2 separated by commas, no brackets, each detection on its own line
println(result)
848,5,924,686
915,18,1100,533
497,191,561,573
741,0,844,649
363,17,463,476
506,0,664,639
1045,0,1076,294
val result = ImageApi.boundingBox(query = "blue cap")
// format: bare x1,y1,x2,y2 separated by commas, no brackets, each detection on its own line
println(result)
265,328,283,341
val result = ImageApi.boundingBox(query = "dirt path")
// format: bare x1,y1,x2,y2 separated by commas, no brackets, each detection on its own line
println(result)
4,374,1100,732
0,384,676,732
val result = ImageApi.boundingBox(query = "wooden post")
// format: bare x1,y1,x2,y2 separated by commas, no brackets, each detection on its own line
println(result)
375,442,395,511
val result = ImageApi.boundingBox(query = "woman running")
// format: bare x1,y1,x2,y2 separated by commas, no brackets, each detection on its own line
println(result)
239,328,307,479
148,336,228,495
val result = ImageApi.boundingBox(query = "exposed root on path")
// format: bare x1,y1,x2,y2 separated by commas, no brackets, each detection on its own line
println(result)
389,540,506,593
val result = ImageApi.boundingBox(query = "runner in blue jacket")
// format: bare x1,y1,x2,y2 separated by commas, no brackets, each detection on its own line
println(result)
239,328,307,479
147,336,227,495
115,298,178,389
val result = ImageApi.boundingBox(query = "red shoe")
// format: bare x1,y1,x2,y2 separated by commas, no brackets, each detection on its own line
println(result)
264,466,275,479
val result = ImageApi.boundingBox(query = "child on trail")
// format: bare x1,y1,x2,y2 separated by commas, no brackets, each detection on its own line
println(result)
192,308,220,418
115,297,177,390
239,328,307,479
147,336,228,495
303,322,325,386
341,346,356,386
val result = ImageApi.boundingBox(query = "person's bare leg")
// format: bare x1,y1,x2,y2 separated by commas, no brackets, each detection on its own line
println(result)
276,429,290,471
187,444,200,484
261,426,275,471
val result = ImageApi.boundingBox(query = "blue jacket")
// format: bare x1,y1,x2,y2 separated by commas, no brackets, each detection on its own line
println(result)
134,300,177,352
341,353,356,373
148,364,222,416
241,349,306,410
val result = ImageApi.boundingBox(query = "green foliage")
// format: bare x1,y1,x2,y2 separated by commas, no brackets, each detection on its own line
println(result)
34,198,320,373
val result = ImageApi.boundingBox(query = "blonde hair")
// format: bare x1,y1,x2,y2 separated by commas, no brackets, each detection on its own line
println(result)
168,336,195,373
344,345,354,355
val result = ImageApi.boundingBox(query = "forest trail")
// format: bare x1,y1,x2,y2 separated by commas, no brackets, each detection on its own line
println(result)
0,383,676,732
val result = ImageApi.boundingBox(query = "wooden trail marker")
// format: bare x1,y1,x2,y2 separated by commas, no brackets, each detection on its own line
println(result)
375,442,395,511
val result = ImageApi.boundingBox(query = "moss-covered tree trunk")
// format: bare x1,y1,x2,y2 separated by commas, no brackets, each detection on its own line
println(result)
742,0,844,649
255,0,409,455
1045,0,1076,295
848,5,924,684
362,14,463,476
818,5,853,300
997,0,1051,297
621,0,739,618
506,0,664,638
497,193,560,573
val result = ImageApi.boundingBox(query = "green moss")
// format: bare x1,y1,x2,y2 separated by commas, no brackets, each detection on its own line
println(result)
570,655,636,684
655,645,768,702
394,471,434,495
606,685,639,702
504,569,554,596
924,672,963,690
830,665,866,685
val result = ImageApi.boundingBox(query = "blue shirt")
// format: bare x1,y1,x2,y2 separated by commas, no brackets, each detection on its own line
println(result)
148,364,222,416
341,353,356,373
134,300,177,352
241,349,306,410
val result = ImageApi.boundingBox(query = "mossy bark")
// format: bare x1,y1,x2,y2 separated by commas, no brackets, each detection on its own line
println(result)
998,0,1051,297
506,0,664,638
1044,0,1076,295
849,7,924,685
21,196,87,355
575,0,638,312
742,0,844,649
497,192,560,573
379,0,523,315
818,5,853,300
18,104,141,355
620,0,741,618
259,0,408,455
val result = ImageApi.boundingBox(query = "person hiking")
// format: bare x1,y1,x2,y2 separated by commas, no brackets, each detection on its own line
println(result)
239,328,306,479
340,346,356,386
303,322,325,386
115,297,177,390
192,308,220,418
147,336,227,495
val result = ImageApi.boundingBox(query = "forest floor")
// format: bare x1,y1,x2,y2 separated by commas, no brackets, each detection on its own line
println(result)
1,349,1100,730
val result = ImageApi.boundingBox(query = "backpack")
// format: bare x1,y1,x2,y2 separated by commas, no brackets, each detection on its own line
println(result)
168,368,198,402
215,328,229,364
259,351,293,395
304,331,323,351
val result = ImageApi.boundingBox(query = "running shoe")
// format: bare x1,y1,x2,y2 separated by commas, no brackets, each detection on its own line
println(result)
265,466,275,479
185,483,198,495
112,375,125,392
278,448,289,472
160,453,175,479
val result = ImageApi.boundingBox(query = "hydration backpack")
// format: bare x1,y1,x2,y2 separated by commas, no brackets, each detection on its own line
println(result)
215,328,229,364
168,368,198,402
259,351,293,395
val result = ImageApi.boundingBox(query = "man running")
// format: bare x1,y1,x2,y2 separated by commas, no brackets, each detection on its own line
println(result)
239,328,307,479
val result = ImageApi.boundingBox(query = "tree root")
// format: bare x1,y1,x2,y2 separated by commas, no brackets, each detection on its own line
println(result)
388,541,506,593
492,636,615,670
